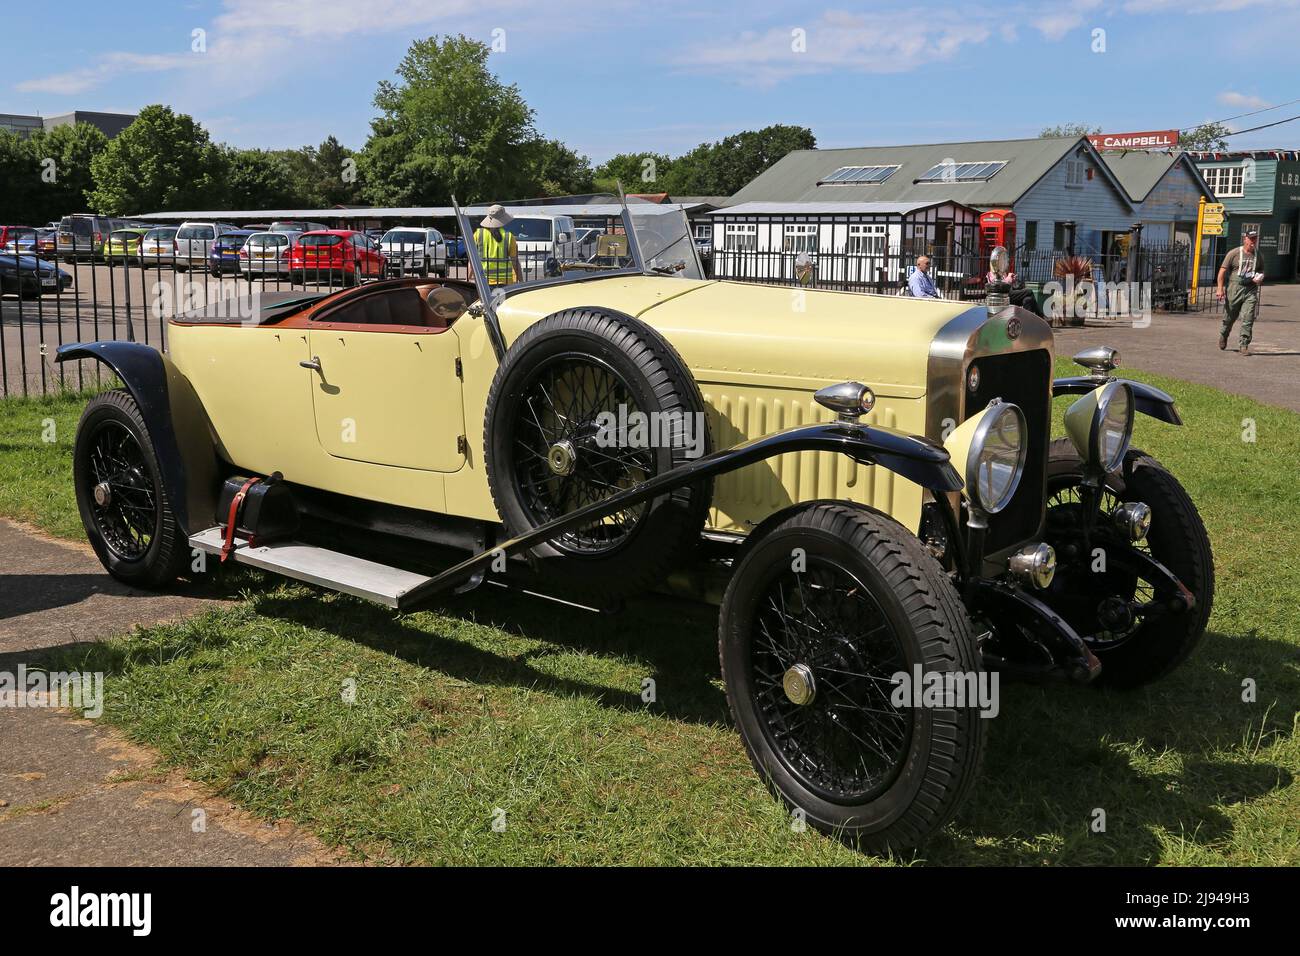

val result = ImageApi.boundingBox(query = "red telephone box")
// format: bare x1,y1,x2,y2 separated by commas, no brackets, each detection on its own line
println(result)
979,209,1017,257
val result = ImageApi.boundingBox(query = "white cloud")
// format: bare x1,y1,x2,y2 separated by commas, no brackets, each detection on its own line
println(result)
677,9,994,85
16,52,194,95
1217,91,1270,110
1031,0,1101,41
13,0,529,98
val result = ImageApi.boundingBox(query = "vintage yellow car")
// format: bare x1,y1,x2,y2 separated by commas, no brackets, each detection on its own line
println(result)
58,200,1213,852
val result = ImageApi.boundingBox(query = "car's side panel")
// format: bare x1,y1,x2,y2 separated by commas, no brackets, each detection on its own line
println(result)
167,323,449,515
307,328,467,472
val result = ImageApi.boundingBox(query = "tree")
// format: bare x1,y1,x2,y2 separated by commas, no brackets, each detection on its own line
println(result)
0,132,43,224
594,152,673,194
89,105,224,214
1040,123,1102,138
666,124,815,196
28,123,109,222
272,136,360,207
221,148,303,209
522,138,595,197
1180,122,1231,152
358,35,536,205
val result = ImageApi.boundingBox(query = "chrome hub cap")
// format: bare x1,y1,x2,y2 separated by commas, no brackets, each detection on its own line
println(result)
92,481,112,507
547,439,577,477
782,663,817,706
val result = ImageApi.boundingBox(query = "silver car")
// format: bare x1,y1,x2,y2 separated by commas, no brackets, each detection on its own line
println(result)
139,227,179,267
56,214,123,261
241,231,300,278
174,221,238,271
379,227,447,277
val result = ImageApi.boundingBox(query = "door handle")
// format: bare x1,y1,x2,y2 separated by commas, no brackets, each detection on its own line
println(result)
300,356,322,372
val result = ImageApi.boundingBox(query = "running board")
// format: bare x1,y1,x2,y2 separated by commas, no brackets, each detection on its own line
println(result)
188,527,433,609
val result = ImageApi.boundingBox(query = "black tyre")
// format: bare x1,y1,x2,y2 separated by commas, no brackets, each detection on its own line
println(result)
719,501,986,852
484,307,712,601
74,389,188,589
1044,439,1214,688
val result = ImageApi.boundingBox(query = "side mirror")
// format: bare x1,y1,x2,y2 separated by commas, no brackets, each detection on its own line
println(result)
557,232,570,243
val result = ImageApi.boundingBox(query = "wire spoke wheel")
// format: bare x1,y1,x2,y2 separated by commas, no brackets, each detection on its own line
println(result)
511,353,655,554
85,419,158,561
751,558,913,804
1042,439,1214,688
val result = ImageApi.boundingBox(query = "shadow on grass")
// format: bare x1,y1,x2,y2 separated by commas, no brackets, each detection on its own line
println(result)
26,575,1297,865
241,582,1296,864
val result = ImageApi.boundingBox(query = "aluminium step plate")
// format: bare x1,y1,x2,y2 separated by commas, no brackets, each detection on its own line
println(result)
189,526,431,608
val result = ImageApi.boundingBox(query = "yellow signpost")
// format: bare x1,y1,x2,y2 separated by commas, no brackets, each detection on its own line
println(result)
1190,199,1227,305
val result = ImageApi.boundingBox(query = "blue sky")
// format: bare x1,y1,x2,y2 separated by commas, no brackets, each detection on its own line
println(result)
7,0,1299,163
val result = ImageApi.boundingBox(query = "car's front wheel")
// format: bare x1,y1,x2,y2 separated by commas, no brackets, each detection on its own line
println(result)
1042,439,1214,688
74,389,188,589
720,501,986,852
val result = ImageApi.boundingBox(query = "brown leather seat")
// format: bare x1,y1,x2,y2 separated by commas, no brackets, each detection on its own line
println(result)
322,287,432,327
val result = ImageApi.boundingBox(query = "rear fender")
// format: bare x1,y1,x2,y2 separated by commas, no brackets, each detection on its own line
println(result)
56,342,219,536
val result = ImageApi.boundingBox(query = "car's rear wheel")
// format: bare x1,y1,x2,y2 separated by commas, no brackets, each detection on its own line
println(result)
73,389,188,589
720,501,986,852
484,307,712,602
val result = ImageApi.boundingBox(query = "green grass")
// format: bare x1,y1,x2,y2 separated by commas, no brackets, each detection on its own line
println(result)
3,364,1298,865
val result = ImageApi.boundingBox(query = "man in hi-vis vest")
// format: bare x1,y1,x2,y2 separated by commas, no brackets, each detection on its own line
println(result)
474,204,523,286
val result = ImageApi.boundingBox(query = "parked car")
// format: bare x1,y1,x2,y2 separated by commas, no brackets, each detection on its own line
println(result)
288,230,385,285
209,230,258,276
269,220,328,235
379,227,448,277
139,227,180,267
57,208,1213,853
492,212,579,276
445,235,467,259
56,214,124,261
0,225,35,249
0,253,73,297
103,228,150,263
174,221,238,272
1,227,42,257
240,230,300,278
35,227,57,259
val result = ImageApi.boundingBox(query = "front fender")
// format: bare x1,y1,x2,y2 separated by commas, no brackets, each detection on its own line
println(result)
1053,376,1183,425
56,342,219,536
400,420,960,606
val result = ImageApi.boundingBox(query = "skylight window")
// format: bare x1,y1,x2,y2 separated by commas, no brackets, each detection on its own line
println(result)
915,160,1007,183
818,165,900,185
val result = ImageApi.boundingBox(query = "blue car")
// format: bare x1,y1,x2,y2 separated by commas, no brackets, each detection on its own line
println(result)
446,235,467,259
208,229,258,276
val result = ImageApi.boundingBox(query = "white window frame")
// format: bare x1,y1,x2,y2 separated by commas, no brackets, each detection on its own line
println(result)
847,223,887,256
1279,222,1292,256
1065,159,1086,188
1203,165,1245,198
724,223,757,251
693,223,712,241
783,223,818,253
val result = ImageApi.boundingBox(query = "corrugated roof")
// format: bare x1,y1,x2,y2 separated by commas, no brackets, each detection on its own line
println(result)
1100,150,1212,202
711,200,967,216
131,203,690,221
727,136,1134,210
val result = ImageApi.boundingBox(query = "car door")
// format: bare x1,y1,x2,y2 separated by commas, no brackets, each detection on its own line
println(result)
306,295,467,472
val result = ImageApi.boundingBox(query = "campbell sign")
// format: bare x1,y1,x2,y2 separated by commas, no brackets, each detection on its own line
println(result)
1088,130,1180,151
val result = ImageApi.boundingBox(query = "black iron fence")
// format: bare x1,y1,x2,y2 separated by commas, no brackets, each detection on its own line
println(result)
2,226,1230,399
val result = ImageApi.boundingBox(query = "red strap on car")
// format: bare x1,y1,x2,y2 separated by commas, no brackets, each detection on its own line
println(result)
220,477,262,563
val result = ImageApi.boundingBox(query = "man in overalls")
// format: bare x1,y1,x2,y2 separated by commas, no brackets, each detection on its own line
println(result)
1216,229,1264,355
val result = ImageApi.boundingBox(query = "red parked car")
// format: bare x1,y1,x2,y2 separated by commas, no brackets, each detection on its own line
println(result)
288,230,385,286
0,226,34,249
